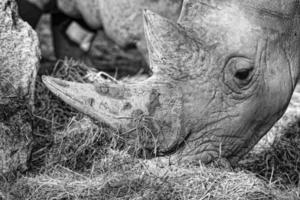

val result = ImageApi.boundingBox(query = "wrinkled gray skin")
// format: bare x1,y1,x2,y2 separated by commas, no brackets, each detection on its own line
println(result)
43,0,300,165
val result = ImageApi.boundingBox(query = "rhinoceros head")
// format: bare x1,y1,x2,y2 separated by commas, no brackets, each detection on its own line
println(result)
43,0,300,164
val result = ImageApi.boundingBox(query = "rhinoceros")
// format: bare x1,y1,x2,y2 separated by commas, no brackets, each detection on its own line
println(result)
43,0,300,165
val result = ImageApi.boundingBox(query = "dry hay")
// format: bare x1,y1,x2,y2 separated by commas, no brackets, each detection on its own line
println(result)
30,58,93,170
43,116,113,171
10,150,300,200
240,120,300,187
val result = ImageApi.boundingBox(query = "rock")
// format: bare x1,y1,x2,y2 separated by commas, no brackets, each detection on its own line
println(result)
0,0,40,106
0,0,40,175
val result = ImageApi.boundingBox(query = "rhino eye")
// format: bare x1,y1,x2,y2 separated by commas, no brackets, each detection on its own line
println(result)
233,59,254,87
234,67,254,87
228,57,254,85
234,68,253,80
224,57,256,93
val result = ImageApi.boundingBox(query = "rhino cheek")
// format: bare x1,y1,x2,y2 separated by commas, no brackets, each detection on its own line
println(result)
261,39,297,119
176,115,240,164
225,76,295,162
177,84,272,164
190,36,300,162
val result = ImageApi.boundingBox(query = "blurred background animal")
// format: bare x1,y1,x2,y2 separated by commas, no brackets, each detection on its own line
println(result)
16,0,183,77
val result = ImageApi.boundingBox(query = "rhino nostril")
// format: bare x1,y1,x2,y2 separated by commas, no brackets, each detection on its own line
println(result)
86,98,95,107
95,84,109,94
122,102,132,110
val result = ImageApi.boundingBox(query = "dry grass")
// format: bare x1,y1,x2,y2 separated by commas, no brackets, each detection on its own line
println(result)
43,116,113,171
7,149,300,200
240,120,300,187
9,150,299,200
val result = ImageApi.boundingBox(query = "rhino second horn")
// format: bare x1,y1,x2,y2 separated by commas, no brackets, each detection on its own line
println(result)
143,9,201,80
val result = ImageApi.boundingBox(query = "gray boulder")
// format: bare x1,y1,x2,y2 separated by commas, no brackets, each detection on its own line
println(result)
0,0,40,174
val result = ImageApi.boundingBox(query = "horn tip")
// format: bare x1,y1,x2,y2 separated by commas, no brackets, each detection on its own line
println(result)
143,9,155,17
41,75,50,84
143,9,164,26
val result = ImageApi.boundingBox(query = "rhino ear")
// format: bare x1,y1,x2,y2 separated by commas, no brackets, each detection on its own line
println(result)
143,9,199,76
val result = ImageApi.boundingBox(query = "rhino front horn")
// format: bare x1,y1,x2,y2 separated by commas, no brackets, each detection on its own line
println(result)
42,72,185,154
